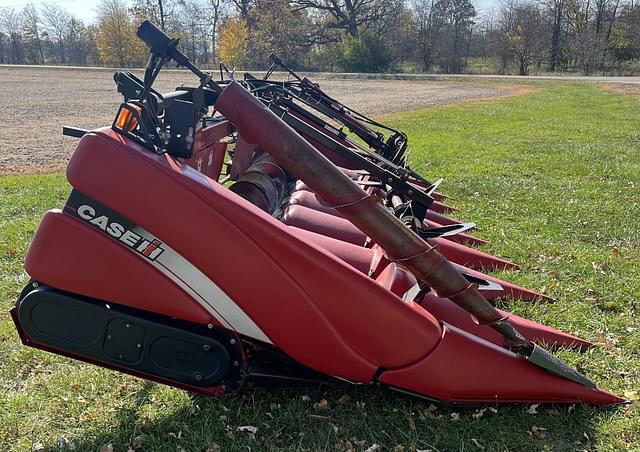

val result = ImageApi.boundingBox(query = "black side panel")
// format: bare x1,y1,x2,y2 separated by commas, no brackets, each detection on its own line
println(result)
17,286,236,387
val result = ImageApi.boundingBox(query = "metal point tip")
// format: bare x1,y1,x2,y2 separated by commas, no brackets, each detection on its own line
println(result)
526,343,597,389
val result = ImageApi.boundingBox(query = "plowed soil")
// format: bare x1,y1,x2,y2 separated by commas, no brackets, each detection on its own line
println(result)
0,66,509,175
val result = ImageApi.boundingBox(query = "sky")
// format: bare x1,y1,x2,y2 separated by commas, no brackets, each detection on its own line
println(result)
0,0,499,25
1,0,100,22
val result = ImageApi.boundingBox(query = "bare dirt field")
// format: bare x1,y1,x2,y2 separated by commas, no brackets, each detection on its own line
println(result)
602,83,640,101
0,66,512,175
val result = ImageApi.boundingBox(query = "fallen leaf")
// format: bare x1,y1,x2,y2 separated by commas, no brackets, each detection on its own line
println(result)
471,438,485,450
530,426,547,439
301,395,311,402
526,403,539,414
450,412,460,421
129,434,146,451
57,435,76,450
32,443,45,452
237,426,257,440
419,404,439,420
340,439,354,451
141,416,153,431
393,445,406,451
270,402,281,410
206,442,221,452
337,394,351,404
364,444,381,452
488,407,498,414
99,444,114,452
568,404,575,412
624,391,639,401
472,408,487,419
314,399,329,410
6,247,16,256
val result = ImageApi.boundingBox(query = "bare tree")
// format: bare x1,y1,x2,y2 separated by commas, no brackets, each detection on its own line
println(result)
229,0,254,22
41,3,70,64
412,0,435,70
65,16,87,65
133,0,179,31
177,0,208,63
0,8,25,64
22,4,45,64
208,0,225,61
0,33,6,63
541,0,565,71
600,0,621,72
291,0,402,38
501,0,546,74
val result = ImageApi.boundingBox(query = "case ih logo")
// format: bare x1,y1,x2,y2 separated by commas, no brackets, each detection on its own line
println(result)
75,203,165,261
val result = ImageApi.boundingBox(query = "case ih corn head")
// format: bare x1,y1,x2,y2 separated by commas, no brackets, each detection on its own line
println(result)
10,21,624,405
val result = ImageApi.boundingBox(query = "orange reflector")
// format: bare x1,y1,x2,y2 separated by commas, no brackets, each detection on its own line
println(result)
116,104,142,131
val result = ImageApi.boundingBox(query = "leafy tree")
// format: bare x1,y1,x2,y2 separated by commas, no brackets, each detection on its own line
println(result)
338,32,392,72
384,5,419,69
218,16,249,68
431,0,475,73
96,0,146,67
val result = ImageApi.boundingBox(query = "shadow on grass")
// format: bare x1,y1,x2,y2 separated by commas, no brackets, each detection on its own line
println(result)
60,382,604,452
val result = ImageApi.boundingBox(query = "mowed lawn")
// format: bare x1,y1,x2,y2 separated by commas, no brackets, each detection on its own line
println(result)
1,82,639,451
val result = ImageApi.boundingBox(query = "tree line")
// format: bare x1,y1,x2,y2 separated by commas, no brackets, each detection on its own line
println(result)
1,0,639,75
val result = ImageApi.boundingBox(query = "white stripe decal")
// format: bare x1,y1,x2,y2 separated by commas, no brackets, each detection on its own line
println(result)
147,239,272,343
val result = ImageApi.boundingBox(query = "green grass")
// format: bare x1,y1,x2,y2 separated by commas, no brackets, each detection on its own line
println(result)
1,83,639,451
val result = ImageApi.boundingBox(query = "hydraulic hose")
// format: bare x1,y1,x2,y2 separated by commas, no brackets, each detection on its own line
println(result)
215,82,529,351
